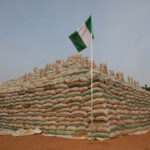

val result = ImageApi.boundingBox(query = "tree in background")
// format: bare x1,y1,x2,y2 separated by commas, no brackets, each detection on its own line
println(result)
142,85,150,91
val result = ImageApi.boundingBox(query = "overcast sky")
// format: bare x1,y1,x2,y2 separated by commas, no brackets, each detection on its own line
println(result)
0,0,149,86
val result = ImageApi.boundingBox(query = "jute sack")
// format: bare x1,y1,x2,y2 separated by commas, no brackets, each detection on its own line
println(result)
92,132,112,139
55,88,64,94
57,117,65,122
49,125,57,131
71,96,82,103
42,116,51,121
57,125,65,130
71,111,87,118
79,86,88,93
64,79,72,84
95,116,109,122
82,95,90,102
85,98,106,106
47,90,56,95
44,120,57,125
93,103,107,109
70,87,80,92
79,77,89,82
52,103,66,110
57,108,70,113
61,89,70,95
96,126,110,133
70,78,81,84
54,84,68,89
80,106,91,112
76,126,87,131
57,121,71,126
41,103,53,109
70,106,80,112
56,112,70,117
66,126,77,131
70,117,86,122
52,98,65,105
42,125,51,130
91,82,100,88
70,121,88,127
92,109,109,117
48,116,58,121
110,130,122,138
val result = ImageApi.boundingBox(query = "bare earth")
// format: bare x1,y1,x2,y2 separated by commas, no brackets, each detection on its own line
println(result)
0,132,150,150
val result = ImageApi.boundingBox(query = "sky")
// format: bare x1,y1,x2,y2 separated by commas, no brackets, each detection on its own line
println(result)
0,0,150,86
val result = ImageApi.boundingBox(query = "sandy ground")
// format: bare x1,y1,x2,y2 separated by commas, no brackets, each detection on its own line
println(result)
0,132,150,150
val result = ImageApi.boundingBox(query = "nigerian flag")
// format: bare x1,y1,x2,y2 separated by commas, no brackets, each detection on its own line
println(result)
69,15,94,52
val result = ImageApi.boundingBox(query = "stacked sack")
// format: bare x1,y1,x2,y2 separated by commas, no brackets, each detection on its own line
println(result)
0,54,150,140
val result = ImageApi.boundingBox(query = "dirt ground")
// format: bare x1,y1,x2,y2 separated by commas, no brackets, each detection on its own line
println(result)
0,132,150,150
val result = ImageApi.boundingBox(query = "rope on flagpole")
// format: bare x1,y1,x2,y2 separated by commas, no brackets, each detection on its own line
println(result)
90,33,93,141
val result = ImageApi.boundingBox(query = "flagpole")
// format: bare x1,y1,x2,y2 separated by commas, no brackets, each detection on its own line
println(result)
90,33,93,141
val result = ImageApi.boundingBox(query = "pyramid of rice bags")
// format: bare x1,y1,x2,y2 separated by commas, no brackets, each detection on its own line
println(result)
0,54,150,139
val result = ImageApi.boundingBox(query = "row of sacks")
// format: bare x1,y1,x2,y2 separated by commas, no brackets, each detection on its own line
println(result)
87,102,150,139
0,59,78,91
0,62,81,90
0,94,149,117
0,84,101,109
0,115,90,131
81,91,150,139
0,120,89,131
85,97,150,123
0,69,91,103
0,62,88,93
0,114,92,122
3,71,145,103
97,74,150,101
0,95,149,125
0,111,90,121
88,115,150,139
0,80,99,138
91,97,150,136
1,59,150,99
0,73,150,107
0,121,89,137
82,91,150,108
1,120,148,139
0,115,149,137
0,119,150,139
0,106,149,138
91,124,150,139
0,84,150,137
1,111,149,125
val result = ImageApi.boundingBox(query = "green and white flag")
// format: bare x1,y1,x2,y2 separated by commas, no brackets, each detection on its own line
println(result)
69,15,94,52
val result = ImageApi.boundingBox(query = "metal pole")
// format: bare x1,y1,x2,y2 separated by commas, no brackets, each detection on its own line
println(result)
90,33,93,140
